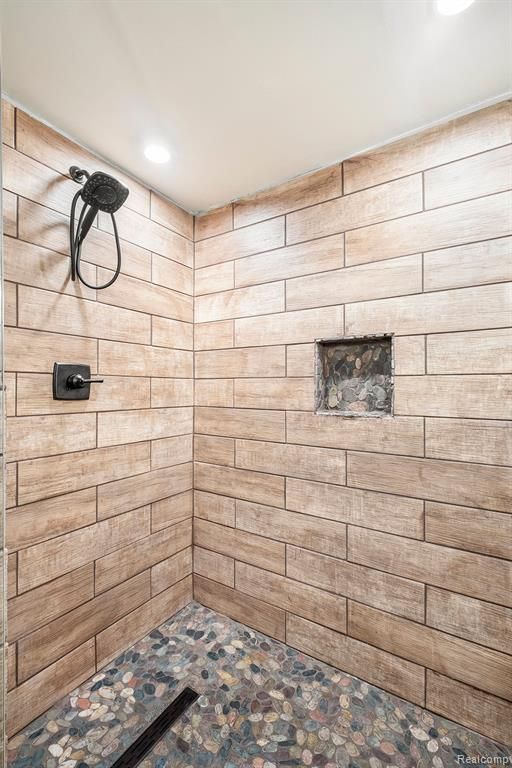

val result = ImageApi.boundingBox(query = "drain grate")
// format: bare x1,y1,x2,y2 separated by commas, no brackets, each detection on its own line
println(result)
110,686,199,768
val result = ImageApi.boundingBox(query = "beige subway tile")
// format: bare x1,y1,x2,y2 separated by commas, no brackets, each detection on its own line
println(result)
4,236,96,300
6,463,17,508
17,373,150,415
99,206,192,266
17,507,150,592
7,413,96,462
3,144,75,216
235,234,344,288
287,613,425,705
286,254,422,311
427,329,512,374
194,575,285,641
8,552,17,598
195,435,235,466
287,411,424,456
237,562,347,633
18,197,152,280
194,518,285,575
348,601,512,702
150,379,193,408
195,320,234,351
151,434,192,470
3,190,17,236
95,519,191,593
195,205,233,241
4,372,16,416
196,281,284,323
7,639,96,737
343,100,512,193
287,477,424,539
424,145,512,209
7,644,16,691
195,462,284,507
235,305,344,347
287,546,425,622
394,336,425,375
97,406,193,447
96,577,191,668
234,377,313,410
194,490,235,527
150,192,193,239
424,236,512,292
426,418,511,465
234,166,342,228
98,462,192,520
237,500,346,559
151,547,192,595
19,571,151,681
425,502,512,560
98,268,192,322
194,546,234,587
4,281,17,326
196,406,285,442
194,379,234,407
18,284,151,344
287,175,422,245
426,671,511,746
99,340,192,378
152,491,193,532
395,375,512,419
349,451,512,513
7,487,97,551
347,283,511,337
195,261,234,295
151,253,193,295
286,344,314,376
2,99,15,146
16,109,150,216
349,526,512,607
18,442,150,505
5,327,97,374
152,316,193,350
427,588,512,657
236,439,346,484
8,564,94,642
196,346,285,378
345,192,511,266
195,217,285,268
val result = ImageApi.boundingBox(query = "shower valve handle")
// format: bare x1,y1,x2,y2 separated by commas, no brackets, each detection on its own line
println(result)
67,374,104,389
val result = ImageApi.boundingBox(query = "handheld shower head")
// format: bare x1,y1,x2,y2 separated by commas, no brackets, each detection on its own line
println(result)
69,166,129,289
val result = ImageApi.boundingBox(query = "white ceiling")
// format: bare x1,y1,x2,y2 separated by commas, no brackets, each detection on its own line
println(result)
1,0,510,213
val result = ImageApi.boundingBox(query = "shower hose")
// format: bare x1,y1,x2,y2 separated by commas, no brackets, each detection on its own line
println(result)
69,187,122,290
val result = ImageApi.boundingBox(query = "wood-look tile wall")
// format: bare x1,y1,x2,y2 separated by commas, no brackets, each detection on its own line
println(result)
2,101,193,736
192,100,512,745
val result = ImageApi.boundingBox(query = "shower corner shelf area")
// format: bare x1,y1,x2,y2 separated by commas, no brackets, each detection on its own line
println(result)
314,334,394,418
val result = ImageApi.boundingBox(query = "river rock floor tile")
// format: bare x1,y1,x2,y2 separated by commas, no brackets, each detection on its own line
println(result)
7,602,511,768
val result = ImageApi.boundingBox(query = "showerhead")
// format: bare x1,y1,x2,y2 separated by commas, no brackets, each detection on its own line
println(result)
69,166,130,289
80,171,129,214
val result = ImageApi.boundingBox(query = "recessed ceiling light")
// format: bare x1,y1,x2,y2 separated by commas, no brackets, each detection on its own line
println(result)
144,144,170,164
436,0,475,15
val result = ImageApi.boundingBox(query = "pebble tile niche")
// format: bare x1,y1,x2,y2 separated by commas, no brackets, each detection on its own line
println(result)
315,335,393,417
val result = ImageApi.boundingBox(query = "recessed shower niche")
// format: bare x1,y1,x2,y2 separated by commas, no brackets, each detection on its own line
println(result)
315,335,394,417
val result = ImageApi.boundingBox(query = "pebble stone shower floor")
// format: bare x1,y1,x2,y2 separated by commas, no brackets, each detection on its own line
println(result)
7,602,511,768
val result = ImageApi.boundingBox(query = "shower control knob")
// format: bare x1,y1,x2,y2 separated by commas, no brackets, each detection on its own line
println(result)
67,374,104,389
53,363,103,401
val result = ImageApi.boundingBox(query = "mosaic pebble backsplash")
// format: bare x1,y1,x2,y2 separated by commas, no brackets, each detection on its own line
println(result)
7,602,511,768
315,336,393,416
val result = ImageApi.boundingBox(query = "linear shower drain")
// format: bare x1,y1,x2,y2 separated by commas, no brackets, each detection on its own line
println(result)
110,686,199,768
